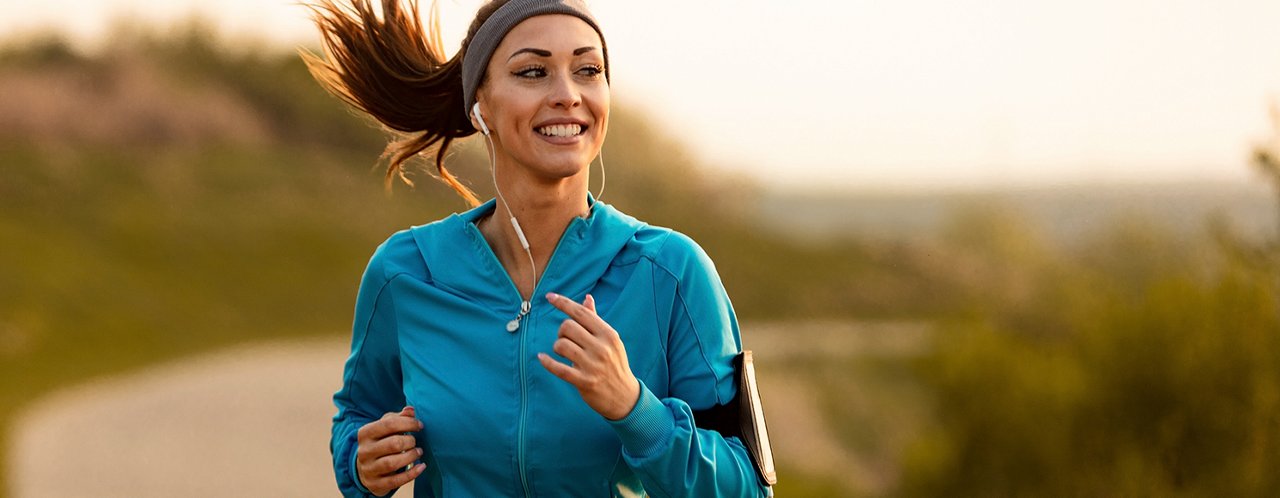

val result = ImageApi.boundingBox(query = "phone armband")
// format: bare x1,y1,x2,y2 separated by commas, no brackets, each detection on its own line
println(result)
692,350,777,486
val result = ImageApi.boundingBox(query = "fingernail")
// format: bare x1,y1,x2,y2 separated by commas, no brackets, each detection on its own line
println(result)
545,292,560,302
417,448,424,456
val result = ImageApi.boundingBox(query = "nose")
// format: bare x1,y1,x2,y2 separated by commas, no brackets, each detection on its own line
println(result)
547,72,581,110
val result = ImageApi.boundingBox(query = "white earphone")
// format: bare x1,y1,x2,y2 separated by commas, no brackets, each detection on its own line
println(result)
472,102,491,136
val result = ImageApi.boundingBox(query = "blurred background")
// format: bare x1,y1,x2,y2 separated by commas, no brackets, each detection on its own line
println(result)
2,0,1280,496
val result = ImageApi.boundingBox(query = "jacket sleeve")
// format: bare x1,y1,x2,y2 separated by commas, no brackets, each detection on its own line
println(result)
332,249,407,498
607,233,772,497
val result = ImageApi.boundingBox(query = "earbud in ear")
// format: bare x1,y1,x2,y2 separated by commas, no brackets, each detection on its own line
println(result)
472,102,490,136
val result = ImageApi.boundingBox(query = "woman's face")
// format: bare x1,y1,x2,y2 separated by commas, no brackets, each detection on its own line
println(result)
476,14,609,183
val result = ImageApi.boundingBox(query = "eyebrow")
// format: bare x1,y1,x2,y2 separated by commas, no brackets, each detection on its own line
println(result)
509,48,551,60
507,47,598,61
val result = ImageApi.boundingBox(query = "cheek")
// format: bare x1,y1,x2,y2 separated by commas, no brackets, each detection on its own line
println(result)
589,92,610,137
485,89,538,132
501,103,540,134
593,88,611,114
593,115,609,142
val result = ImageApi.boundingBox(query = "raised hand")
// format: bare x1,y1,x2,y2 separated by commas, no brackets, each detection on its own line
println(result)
355,406,426,495
538,293,641,421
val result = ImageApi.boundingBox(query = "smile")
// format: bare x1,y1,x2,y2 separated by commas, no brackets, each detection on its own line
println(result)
536,124,585,137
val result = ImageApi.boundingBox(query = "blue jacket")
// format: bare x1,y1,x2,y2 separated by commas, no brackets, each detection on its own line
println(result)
332,196,771,497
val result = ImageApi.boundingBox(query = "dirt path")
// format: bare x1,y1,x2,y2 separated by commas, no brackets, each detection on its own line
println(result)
9,323,925,497
9,338,354,497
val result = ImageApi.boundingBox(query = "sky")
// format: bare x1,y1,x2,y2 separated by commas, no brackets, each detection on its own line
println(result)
3,0,1280,191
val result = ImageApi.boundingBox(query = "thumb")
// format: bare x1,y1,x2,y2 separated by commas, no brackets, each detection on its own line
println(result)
584,294,596,313
401,406,415,417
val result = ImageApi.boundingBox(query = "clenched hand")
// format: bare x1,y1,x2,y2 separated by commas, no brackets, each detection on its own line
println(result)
355,406,425,495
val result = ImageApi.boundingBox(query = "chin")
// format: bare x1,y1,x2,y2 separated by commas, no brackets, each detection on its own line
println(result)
525,152,595,179
540,160,591,180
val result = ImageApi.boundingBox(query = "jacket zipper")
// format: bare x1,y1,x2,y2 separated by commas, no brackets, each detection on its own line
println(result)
517,318,532,497
519,227,581,497
468,220,581,497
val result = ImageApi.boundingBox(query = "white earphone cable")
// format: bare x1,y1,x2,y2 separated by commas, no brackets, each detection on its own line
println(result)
482,133,537,334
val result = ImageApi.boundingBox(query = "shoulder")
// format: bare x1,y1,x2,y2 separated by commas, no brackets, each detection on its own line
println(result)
622,223,718,282
364,227,429,283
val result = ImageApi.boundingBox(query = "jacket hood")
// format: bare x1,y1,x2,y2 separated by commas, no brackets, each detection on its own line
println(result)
409,194,647,309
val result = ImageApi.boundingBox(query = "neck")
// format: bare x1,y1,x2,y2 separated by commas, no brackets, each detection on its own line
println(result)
479,164,591,301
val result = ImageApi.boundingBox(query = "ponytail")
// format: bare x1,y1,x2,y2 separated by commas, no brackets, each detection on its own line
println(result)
303,0,509,206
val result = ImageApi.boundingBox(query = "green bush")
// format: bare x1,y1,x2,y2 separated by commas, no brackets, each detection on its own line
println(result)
902,206,1280,497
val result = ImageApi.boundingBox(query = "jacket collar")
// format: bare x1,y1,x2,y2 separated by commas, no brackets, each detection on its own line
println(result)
410,193,645,310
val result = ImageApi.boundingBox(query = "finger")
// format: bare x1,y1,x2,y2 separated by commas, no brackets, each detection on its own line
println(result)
369,446,424,476
365,434,418,460
584,293,596,313
357,433,414,464
546,292,608,335
359,412,423,442
551,336,586,365
538,353,587,387
368,462,426,494
557,318,599,352
394,406,423,431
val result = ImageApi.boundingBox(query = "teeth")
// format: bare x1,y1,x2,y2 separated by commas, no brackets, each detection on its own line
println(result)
537,124,582,137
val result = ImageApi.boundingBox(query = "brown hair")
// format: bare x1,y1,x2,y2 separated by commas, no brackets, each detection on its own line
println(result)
302,0,511,206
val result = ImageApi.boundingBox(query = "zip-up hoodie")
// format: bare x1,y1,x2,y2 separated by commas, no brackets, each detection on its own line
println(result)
332,196,771,497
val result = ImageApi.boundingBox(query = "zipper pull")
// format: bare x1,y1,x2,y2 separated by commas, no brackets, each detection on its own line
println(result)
507,300,531,333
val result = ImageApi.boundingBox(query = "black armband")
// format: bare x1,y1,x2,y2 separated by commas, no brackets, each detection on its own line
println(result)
692,351,777,486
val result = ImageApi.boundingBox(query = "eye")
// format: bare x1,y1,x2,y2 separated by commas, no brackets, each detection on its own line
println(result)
577,64,604,78
513,65,546,79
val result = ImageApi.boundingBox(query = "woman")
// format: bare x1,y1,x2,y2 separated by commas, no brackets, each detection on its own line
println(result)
305,1,771,496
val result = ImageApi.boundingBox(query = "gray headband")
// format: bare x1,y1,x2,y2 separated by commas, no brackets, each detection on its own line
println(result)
461,0,609,116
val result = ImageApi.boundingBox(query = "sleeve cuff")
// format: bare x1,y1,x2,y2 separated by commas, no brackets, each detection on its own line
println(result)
349,441,377,496
607,380,675,459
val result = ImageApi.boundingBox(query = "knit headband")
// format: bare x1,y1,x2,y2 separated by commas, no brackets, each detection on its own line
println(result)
461,0,609,116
